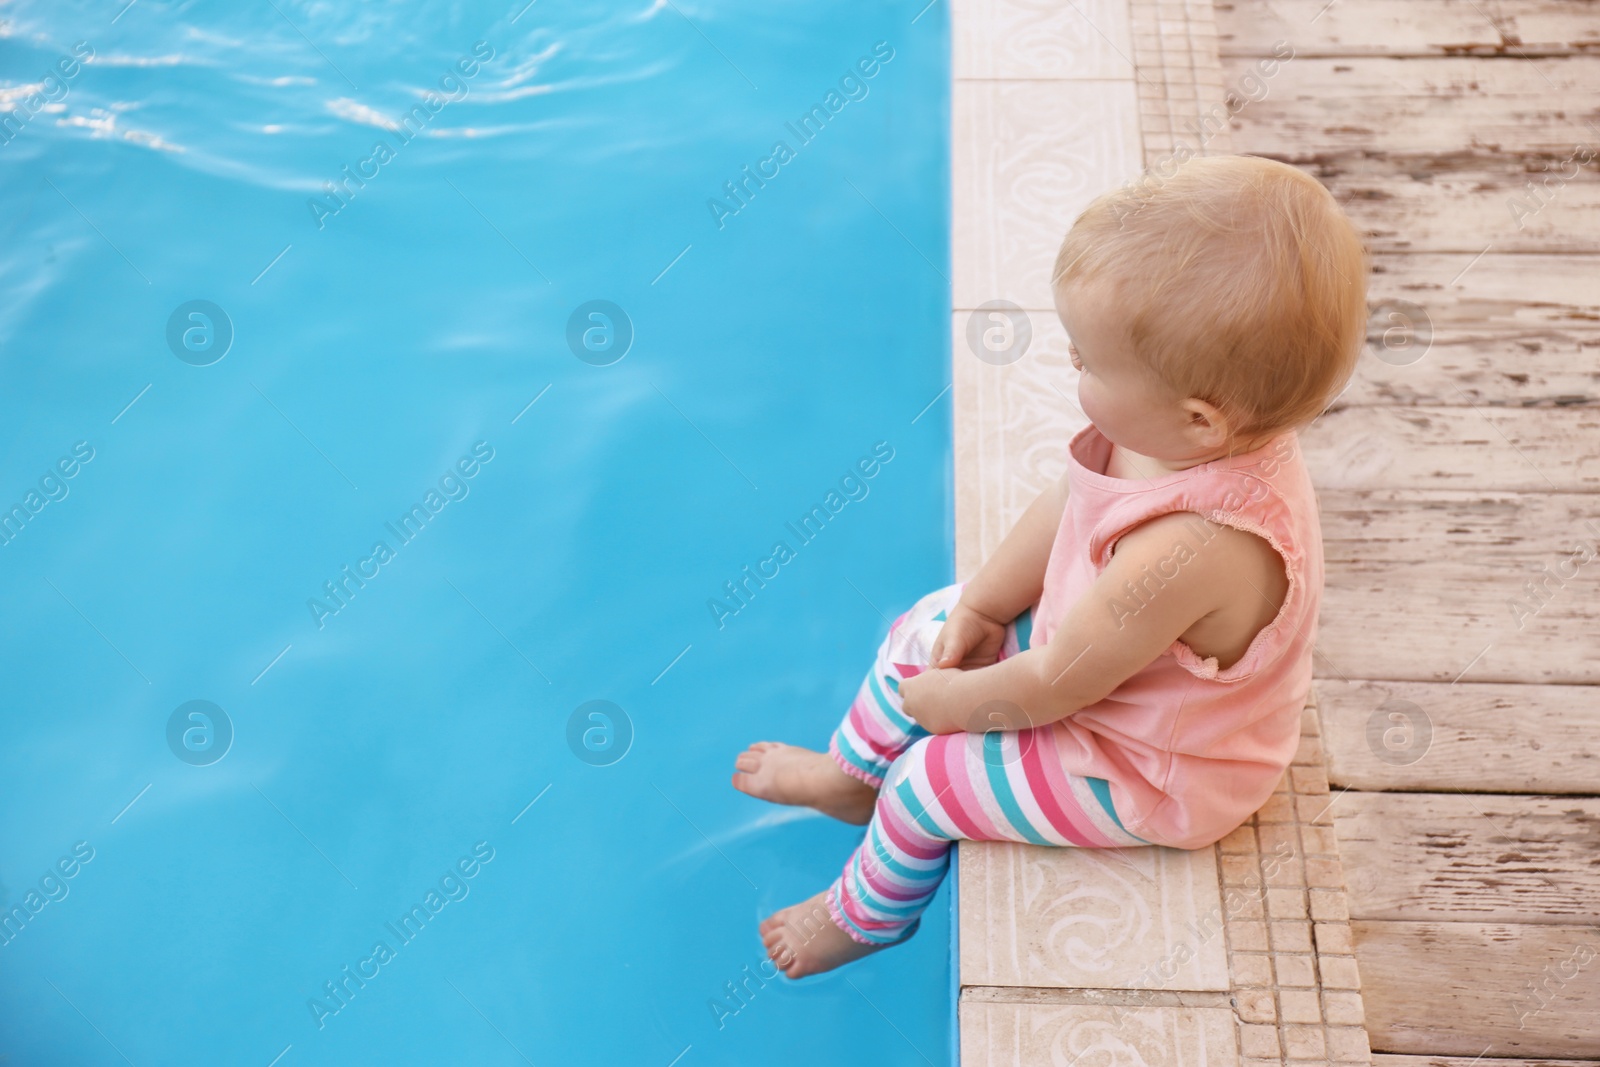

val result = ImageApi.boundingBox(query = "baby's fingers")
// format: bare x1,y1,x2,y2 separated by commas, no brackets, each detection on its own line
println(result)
931,625,966,668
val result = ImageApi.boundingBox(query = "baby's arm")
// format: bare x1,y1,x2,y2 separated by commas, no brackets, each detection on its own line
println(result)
904,511,1246,733
929,470,1071,670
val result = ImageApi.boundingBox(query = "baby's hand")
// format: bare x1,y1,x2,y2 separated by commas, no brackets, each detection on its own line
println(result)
928,602,1008,670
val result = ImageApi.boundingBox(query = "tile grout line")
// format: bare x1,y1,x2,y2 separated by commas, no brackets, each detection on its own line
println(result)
951,0,1373,1062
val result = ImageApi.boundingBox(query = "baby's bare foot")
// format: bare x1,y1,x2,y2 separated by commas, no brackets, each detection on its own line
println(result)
731,742,877,825
759,890,895,978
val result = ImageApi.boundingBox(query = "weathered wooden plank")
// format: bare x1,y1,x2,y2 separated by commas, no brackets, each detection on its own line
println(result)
1217,0,1600,58
1317,678,1600,793
1301,405,1600,491
1354,920,1600,1057
1375,1058,1600,1067
1223,56,1600,154
1315,489,1600,684
1341,329,1600,409
1367,254,1600,333
1333,792,1600,923
1289,150,1600,254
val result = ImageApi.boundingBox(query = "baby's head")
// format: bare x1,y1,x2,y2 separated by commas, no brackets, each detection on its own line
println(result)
1052,154,1369,463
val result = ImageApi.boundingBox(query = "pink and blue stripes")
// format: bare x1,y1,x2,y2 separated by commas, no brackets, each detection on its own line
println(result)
825,584,1145,946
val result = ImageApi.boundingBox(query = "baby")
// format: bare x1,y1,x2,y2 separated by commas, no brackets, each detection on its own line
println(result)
733,154,1369,977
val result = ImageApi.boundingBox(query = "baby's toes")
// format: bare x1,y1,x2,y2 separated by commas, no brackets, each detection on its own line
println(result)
734,750,761,773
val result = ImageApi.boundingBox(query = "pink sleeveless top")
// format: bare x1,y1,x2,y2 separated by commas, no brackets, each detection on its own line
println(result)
1032,423,1322,849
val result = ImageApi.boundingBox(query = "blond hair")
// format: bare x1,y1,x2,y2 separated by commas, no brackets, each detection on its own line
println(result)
1053,154,1369,442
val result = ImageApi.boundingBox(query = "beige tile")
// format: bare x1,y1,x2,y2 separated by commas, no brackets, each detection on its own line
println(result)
1235,988,1276,1024
1290,763,1330,796
1229,921,1269,953
1220,853,1261,887
1280,987,1323,1024
1284,1023,1327,1059
1238,1023,1280,1059
1223,883,1264,920
1298,793,1336,826
1231,952,1273,987
1305,856,1345,889
1319,953,1362,990
1255,793,1294,823
1270,920,1313,954
958,840,1231,990
953,0,1135,80
1324,990,1366,1026
1299,823,1339,856
1256,822,1298,856
953,80,1144,311
1300,704,1320,736
1266,887,1307,920
1314,921,1353,956
1308,888,1349,922
1217,825,1257,854
1328,1023,1372,1061
1275,952,1317,988
950,310,1084,579
960,1000,1239,1065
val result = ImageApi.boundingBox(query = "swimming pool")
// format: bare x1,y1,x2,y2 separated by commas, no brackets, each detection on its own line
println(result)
0,1,952,1063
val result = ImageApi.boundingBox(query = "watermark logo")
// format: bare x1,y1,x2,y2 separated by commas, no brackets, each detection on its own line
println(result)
566,700,633,766
965,301,1031,366
307,442,495,630
1365,697,1431,766
0,41,93,148
166,300,234,366
1114,41,1294,225
0,841,95,948
566,300,633,366
307,841,496,1029
0,440,95,548
708,442,895,630
308,42,496,230
707,41,896,230
1366,299,1432,366
1507,143,1596,230
166,700,233,766
966,700,1036,769
1509,523,1600,630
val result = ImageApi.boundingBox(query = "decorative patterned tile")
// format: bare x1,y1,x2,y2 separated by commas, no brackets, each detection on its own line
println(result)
951,0,1375,1062
950,308,1085,581
953,79,1144,311
953,0,1135,80
958,841,1231,990
960,1001,1240,1066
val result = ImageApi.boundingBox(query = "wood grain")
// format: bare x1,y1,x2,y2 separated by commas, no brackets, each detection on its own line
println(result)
1317,678,1600,793
1222,56,1600,155
1303,405,1600,491
1374,1057,1600,1067
1316,488,1600,684
1217,0,1600,57
1354,920,1600,1057
1289,151,1600,255
1366,253,1600,332
1338,329,1600,408
1333,793,1600,923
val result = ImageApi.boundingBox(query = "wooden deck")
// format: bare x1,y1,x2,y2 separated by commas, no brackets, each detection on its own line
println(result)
1216,1,1600,1059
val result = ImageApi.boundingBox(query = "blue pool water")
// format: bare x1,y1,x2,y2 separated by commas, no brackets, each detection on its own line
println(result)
0,1,952,1064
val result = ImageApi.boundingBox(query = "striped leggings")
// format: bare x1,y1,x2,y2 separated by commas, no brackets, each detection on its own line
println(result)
825,583,1146,946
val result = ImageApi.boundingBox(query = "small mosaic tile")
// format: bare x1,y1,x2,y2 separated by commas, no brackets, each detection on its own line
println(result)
950,0,1373,1062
